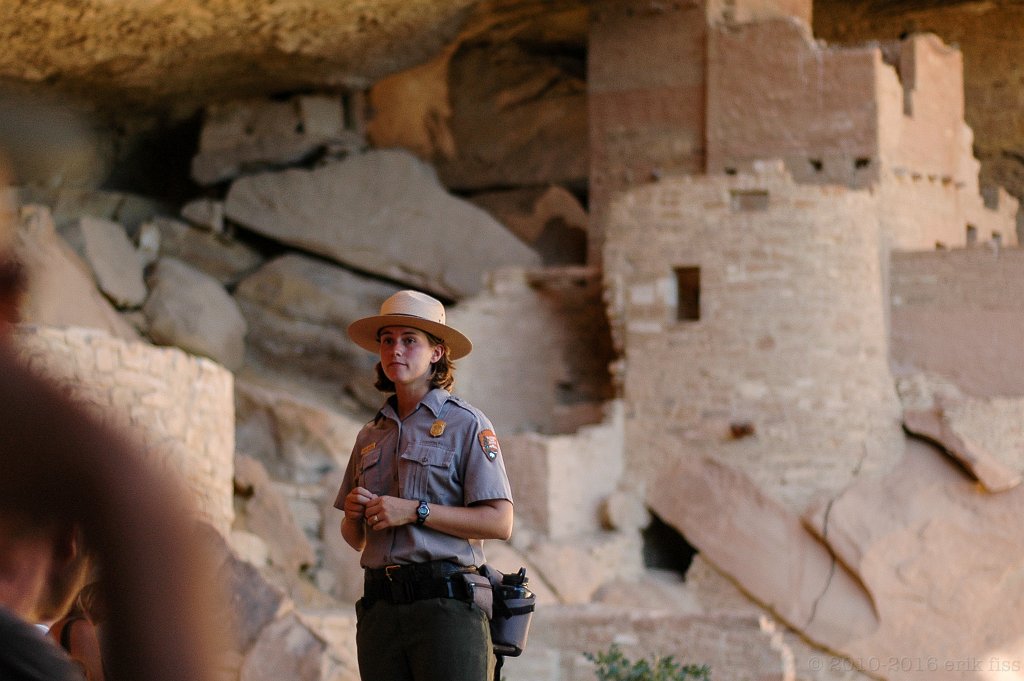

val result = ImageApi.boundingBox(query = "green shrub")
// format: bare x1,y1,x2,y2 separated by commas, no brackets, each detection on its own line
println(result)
584,644,711,681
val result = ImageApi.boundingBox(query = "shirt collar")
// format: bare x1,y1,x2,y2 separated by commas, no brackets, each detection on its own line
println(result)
379,388,451,420
421,388,450,417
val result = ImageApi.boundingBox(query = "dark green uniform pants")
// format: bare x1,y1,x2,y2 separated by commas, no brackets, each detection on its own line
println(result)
356,596,494,681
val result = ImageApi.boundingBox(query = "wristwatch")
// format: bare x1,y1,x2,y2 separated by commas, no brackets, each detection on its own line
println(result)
416,500,430,525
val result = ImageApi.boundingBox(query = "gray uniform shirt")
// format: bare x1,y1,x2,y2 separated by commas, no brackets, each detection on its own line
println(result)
334,388,514,569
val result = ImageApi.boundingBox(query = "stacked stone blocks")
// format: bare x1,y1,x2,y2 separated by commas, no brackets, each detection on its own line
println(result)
14,325,235,534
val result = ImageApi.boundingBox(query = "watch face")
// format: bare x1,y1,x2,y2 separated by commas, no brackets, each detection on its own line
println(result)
417,502,429,520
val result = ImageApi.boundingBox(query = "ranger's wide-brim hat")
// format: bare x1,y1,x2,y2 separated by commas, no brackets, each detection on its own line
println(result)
347,290,473,360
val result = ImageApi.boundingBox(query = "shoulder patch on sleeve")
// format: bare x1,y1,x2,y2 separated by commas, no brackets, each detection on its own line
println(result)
478,429,501,461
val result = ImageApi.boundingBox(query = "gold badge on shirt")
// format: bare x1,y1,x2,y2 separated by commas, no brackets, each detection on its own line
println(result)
430,420,446,437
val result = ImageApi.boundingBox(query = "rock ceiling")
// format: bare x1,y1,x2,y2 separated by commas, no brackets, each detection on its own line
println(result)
0,0,1005,120
0,0,482,119
2,0,1022,207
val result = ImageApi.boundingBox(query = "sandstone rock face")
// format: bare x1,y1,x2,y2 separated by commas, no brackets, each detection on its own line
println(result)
14,326,235,534
13,205,140,341
649,454,879,647
293,609,360,681
69,216,147,308
143,256,248,370
891,248,1024,398
234,376,363,485
804,439,1024,680
365,2,589,192
316,470,365,605
20,186,169,232
233,253,400,409
903,407,1021,492
224,150,540,299
142,217,265,287
239,613,326,681
191,95,365,185
469,186,588,266
234,453,316,574
434,29,588,190
648,426,1024,681
180,198,226,234
0,0,481,115
215,540,288,653
896,372,1024,485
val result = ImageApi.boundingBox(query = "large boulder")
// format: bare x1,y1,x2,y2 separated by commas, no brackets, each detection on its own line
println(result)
469,186,588,266
224,149,541,299
649,454,878,647
143,256,248,370
234,375,363,485
140,216,264,287
233,253,399,409
64,216,147,308
239,613,326,681
13,205,140,340
233,453,317,575
653,439,1024,681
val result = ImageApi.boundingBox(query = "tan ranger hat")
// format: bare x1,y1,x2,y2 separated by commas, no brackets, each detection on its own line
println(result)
347,290,473,359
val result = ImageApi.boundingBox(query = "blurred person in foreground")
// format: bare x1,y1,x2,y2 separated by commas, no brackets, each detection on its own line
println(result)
48,580,107,681
0,137,216,681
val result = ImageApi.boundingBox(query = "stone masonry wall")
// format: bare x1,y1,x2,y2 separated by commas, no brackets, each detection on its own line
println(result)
707,18,881,188
883,33,964,180
604,165,904,512
588,0,706,264
14,325,235,534
449,267,614,436
891,247,1024,399
815,1,1024,224
706,0,812,25
708,20,1017,251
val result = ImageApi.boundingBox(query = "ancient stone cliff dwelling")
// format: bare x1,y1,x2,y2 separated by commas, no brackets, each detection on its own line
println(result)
3,1,1024,679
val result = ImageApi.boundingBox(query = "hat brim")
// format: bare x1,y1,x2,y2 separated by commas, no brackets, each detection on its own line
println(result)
347,314,473,360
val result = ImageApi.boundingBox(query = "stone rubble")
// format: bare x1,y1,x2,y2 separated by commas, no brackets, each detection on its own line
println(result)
143,216,265,287
191,95,366,186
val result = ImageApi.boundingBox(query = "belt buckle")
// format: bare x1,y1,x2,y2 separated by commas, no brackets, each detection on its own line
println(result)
385,564,401,582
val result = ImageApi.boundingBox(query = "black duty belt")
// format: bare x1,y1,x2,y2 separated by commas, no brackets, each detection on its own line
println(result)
363,560,477,605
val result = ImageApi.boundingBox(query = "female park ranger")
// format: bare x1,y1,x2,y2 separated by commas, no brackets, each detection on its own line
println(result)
335,290,514,681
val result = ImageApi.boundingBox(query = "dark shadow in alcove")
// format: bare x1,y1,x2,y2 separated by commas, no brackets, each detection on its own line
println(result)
102,112,204,206
642,511,698,577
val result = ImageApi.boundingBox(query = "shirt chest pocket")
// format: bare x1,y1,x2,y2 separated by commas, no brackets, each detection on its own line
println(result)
399,443,457,502
358,447,384,495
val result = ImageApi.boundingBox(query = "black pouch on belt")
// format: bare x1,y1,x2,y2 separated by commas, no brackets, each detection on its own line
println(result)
456,571,494,619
